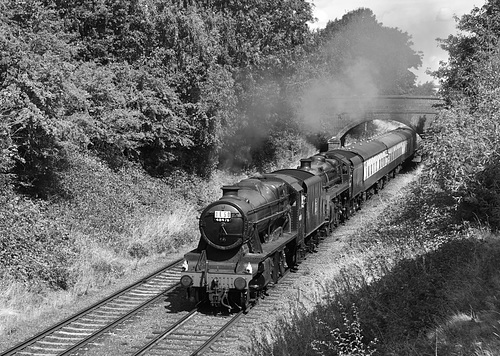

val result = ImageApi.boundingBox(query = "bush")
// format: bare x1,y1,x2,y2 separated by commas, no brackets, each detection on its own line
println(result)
466,155,500,230
427,33,500,231
12,118,70,199
424,102,500,231
0,185,76,289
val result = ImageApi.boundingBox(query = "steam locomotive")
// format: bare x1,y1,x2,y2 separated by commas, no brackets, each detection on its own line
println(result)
180,127,418,311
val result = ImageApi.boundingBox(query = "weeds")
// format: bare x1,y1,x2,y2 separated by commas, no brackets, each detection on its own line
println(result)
125,208,197,257
311,303,377,356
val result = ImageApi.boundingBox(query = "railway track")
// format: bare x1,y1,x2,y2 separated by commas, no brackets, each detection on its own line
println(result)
132,308,244,356
1,261,290,356
1,260,247,356
0,259,184,356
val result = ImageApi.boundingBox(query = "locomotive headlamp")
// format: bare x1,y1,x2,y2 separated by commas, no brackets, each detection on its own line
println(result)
181,260,188,271
245,262,253,274
180,275,193,287
234,277,247,290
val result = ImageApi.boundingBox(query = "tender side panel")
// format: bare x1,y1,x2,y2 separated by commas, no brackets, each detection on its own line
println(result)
302,175,325,236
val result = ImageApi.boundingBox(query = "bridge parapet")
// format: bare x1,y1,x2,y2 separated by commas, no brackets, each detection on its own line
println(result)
320,95,444,148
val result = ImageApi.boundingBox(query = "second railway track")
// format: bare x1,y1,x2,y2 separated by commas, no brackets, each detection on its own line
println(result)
132,308,244,356
1,260,184,356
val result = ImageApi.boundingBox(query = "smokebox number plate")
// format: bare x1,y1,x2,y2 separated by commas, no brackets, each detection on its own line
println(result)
214,210,231,222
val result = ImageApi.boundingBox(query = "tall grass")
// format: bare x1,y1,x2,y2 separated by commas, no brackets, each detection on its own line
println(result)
0,277,74,336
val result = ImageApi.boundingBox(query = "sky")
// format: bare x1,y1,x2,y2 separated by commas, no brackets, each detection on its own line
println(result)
308,0,480,84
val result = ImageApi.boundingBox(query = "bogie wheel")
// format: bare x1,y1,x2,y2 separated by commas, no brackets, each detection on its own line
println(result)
229,290,250,312
192,287,207,305
241,291,250,312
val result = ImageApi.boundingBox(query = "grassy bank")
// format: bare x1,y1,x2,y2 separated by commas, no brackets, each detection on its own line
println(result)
0,152,237,339
252,174,500,355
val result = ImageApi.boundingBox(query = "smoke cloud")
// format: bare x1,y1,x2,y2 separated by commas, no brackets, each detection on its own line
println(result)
297,57,381,136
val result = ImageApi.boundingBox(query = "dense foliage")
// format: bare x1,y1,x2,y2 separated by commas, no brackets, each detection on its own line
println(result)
429,0,500,230
310,8,422,95
0,0,426,196
435,1,500,103
0,0,317,192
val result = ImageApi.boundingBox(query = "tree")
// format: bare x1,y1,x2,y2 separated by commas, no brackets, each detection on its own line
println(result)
434,0,500,103
0,0,318,182
426,1,500,230
313,8,423,95
210,0,315,169
409,81,437,96
0,0,75,197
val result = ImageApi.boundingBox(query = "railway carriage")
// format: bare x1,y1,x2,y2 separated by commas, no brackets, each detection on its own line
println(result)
180,127,418,311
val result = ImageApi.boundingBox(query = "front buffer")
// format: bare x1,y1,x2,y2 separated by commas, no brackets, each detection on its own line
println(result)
180,250,274,311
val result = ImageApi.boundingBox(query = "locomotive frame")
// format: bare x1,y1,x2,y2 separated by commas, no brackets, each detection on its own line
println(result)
180,127,418,311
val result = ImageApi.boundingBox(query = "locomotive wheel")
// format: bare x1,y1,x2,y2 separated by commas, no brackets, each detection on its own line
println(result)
272,252,279,283
328,207,336,232
271,251,286,283
285,243,297,270
335,207,341,226
279,251,286,276
240,291,250,312
342,207,349,222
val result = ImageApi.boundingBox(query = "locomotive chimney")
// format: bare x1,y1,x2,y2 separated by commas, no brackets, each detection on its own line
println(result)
222,186,239,196
300,158,312,170
311,155,326,163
